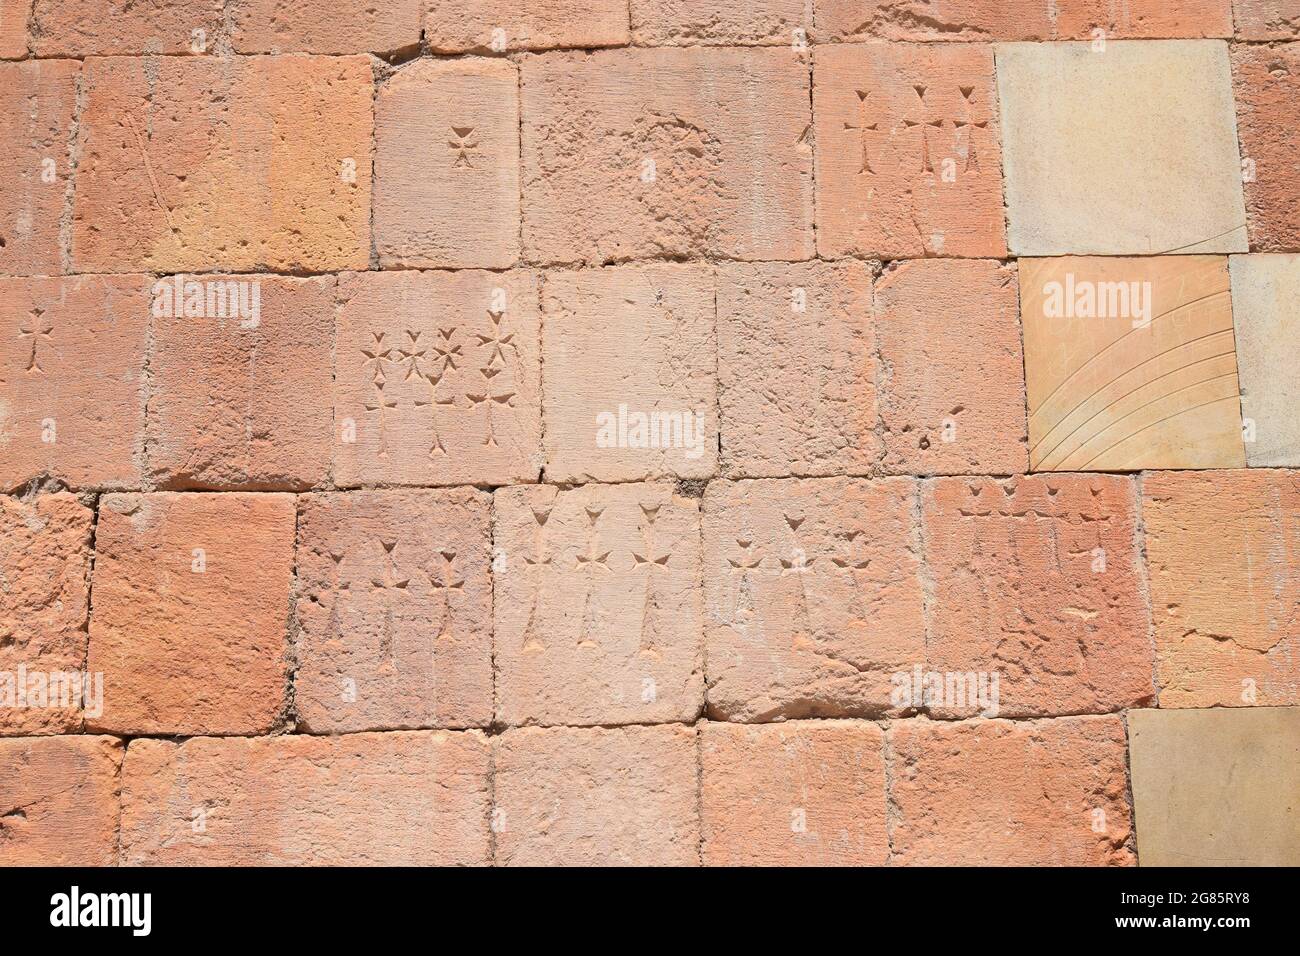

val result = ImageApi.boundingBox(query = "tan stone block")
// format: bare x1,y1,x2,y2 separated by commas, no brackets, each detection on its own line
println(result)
718,260,879,478
0,275,149,491
73,55,371,273
542,263,716,482
891,716,1134,866
231,0,422,53
703,477,926,721
30,0,223,55
493,724,698,866
495,482,703,727
375,58,520,269
923,475,1154,717
1129,707,1300,866
701,720,888,866
1230,255,1300,465
1021,256,1245,471
0,736,122,866
148,274,334,490
0,493,92,735
1233,0,1300,39
1232,44,1300,252
296,489,493,732
875,259,1026,475
997,40,1247,255
814,42,1006,259
522,47,813,264
0,0,31,58
1142,470,1299,707
120,730,490,865
425,0,629,52
334,270,541,487
87,492,295,735
631,0,811,45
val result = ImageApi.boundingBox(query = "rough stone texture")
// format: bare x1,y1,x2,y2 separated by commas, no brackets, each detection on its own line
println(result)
718,260,878,478
542,264,717,482
996,41,1248,256
1230,255,1300,466
923,476,1154,717
1234,0,1300,38
296,489,493,732
700,720,887,866
0,275,150,492
703,477,926,722
230,0,422,53
0,735,122,866
874,259,1027,475
1021,256,1246,471
0,59,76,275
87,492,295,736
522,47,813,264
891,716,1133,865
631,0,811,45
120,730,490,865
73,55,371,273
30,0,222,55
0,493,92,735
148,274,334,490
495,483,703,727
1129,707,1300,866
426,0,629,52
494,724,698,866
1232,44,1300,252
334,270,542,487
0,0,31,57
815,42,1005,259
1142,470,1299,707
375,58,520,269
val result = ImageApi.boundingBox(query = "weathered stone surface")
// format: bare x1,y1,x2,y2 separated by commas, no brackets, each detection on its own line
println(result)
231,0,422,53
1232,44,1300,252
891,716,1134,865
0,275,150,491
148,274,334,490
923,475,1154,717
0,0,31,58
494,724,698,866
631,0,810,45
1129,707,1300,866
815,42,1006,258
334,270,541,487
425,0,629,52
997,41,1247,255
0,735,122,866
1233,0,1300,38
0,493,92,735
1230,255,1300,466
522,47,813,264
703,477,926,721
120,730,490,865
875,259,1026,475
1021,256,1245,470
495,483,703,727
30,0,222,55
87,492,295,735
701,720,888,866
296,489,493,732
542,264,717,482
718,260,879,478
375,58,520,269
73,55,371,273
1142,470,1299,707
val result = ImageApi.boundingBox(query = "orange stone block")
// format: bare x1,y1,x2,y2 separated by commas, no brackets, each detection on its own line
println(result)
1233,0,1300,38
231,0,422,53
1232,44,1300,251
30,0,223,55
424,0,629,52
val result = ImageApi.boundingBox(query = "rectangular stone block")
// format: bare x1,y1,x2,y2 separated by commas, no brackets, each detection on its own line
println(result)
922,475,1154,717
1232,44,1300,252
87,492,295,735
1021,256,1245,470
701,720,888,866
494,482,703,727
542,264,717,482
231,0,422,53
1142,470,1299,707
375,58,520,269
631,0,810,45
703,477,926,722
425,0,629,52
814,42,1006,258
1233,0,1300,38
522,47,813,264
334,270,542,487
493,724,698,866
0,275,150,491
997,40,1247,255
0,0,31,58
30,0,223,55
1230,255,1300,466
120,730,490,865
73,55,371,273
296,489,493,732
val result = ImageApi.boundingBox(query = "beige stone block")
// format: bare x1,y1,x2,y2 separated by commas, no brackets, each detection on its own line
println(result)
1230,254,1300,466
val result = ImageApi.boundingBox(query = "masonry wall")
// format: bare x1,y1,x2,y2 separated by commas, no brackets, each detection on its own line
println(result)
1,0,1298,867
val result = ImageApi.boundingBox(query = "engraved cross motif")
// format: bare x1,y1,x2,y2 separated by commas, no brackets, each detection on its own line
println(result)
520,506,554,652
449,126,479,168
426,549,464,643
18,308,52,375
952,85,987,173
633,503,672,655
901,85,944,174
575,506,612,648
370,539,409,665
844,90,878,175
